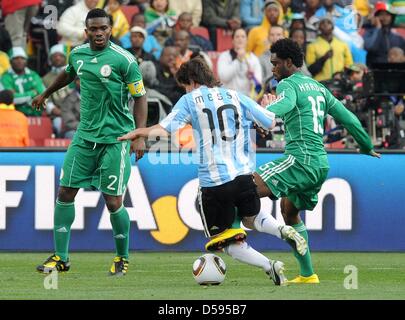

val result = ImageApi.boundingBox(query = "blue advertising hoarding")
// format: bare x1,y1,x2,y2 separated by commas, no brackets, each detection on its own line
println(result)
0,151,404,251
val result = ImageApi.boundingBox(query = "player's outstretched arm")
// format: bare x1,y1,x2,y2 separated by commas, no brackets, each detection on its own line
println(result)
327,98,380,158
32,71,76,111
118,124,169,141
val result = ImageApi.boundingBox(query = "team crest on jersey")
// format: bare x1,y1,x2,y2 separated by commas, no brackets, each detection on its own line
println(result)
100,64,112,77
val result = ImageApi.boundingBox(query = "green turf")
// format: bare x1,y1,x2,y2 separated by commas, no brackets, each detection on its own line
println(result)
0,252,404,300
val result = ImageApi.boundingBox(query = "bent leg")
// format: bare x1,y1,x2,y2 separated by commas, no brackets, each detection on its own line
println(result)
281,197,316,279
242,173,283,238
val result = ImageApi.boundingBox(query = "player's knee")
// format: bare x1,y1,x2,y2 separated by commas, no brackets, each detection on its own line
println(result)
105,197,122,212
253,173,271,198
57,187,78,202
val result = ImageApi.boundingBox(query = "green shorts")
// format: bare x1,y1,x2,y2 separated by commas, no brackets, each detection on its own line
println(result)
256,154,329,211
60,135,131,196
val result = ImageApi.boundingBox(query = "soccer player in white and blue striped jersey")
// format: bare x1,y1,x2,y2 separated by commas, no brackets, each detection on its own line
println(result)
119,57,307,285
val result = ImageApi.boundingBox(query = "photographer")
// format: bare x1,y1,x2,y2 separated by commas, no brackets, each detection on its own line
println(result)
363,2,405,65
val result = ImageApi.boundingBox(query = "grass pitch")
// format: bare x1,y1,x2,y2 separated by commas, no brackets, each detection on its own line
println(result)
0,252,404,300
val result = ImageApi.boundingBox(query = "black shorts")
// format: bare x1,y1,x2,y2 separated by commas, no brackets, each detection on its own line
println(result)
198,175,261,237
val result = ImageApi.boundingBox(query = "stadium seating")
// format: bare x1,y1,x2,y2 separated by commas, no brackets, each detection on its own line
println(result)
190,27,210,40
121,5,140,24
44,138,71,147
216,28,233,52
28,116,53,146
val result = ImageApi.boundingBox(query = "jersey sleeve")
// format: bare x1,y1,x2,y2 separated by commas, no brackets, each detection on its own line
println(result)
124,61,146,97
237,92,275,129
266,80,297,116
159,95,191,133
326,90,374,154
65,52,76,77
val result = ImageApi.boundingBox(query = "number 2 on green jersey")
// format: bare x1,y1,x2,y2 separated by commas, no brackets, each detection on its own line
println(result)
308,95,325,134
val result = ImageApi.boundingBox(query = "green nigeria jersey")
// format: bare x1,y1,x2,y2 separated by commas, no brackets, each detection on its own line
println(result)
266,72,373,168
65,41,146,143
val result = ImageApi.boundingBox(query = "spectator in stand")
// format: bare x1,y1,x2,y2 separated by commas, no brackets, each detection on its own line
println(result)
278,0,293,27
306,17,353,81
145,0,177,46
201,0,241,50
240,0,265,30
389,0,405,27
128,0,149,13
388,47,405,63
169,0,203,27
0,51,11,76
290,0,304,12
290,12,306,31
154,46,185,105
259,25,285,87
120,13,163,59
165,12,213,51
364,2,405,65
354,0,371,17
1,47,45,116
346,63,368,97
0,24,12,53
1,0,42,47
0,90,30,147
139,60,172,121
60,78,81,139
105,0,130,39
57,0,99,47
218,28,263,100
304,0,321,43
247,0,285,57
315,0,366,63
290,28,312,76
128,26,157,64
42,44,71,137
172,30,212,69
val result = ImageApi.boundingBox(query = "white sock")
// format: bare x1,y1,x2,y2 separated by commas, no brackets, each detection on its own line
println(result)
253,210,282,239
224,241,271,272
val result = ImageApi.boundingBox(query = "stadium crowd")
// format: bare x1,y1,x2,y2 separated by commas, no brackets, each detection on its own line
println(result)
0,0,405,149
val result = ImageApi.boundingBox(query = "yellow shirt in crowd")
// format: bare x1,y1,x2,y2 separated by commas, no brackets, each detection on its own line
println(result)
0,51,10,76
306,36,353,82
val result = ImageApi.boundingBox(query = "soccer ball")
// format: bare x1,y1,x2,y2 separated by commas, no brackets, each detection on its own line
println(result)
192,253,226,285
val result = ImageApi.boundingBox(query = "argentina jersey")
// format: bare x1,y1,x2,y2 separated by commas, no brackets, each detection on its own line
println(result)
160,86,275,187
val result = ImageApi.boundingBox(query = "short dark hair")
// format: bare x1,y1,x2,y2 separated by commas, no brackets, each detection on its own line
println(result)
175,56,221,88
271,38,304,68
0,90,14,105
232,27,246,39
85,8,111,26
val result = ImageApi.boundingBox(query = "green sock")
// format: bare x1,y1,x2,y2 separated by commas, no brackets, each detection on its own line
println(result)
231,212,242,229
54,200,75,262
110,205,130,259
286,221,314,277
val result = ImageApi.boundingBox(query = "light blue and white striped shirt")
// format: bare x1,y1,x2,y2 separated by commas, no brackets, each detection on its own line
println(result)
160,86,275,187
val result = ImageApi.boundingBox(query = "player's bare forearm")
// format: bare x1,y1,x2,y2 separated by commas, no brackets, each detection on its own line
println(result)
42,71,75,99
133,94,147,129
32,71,75,111
118,124,169,141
